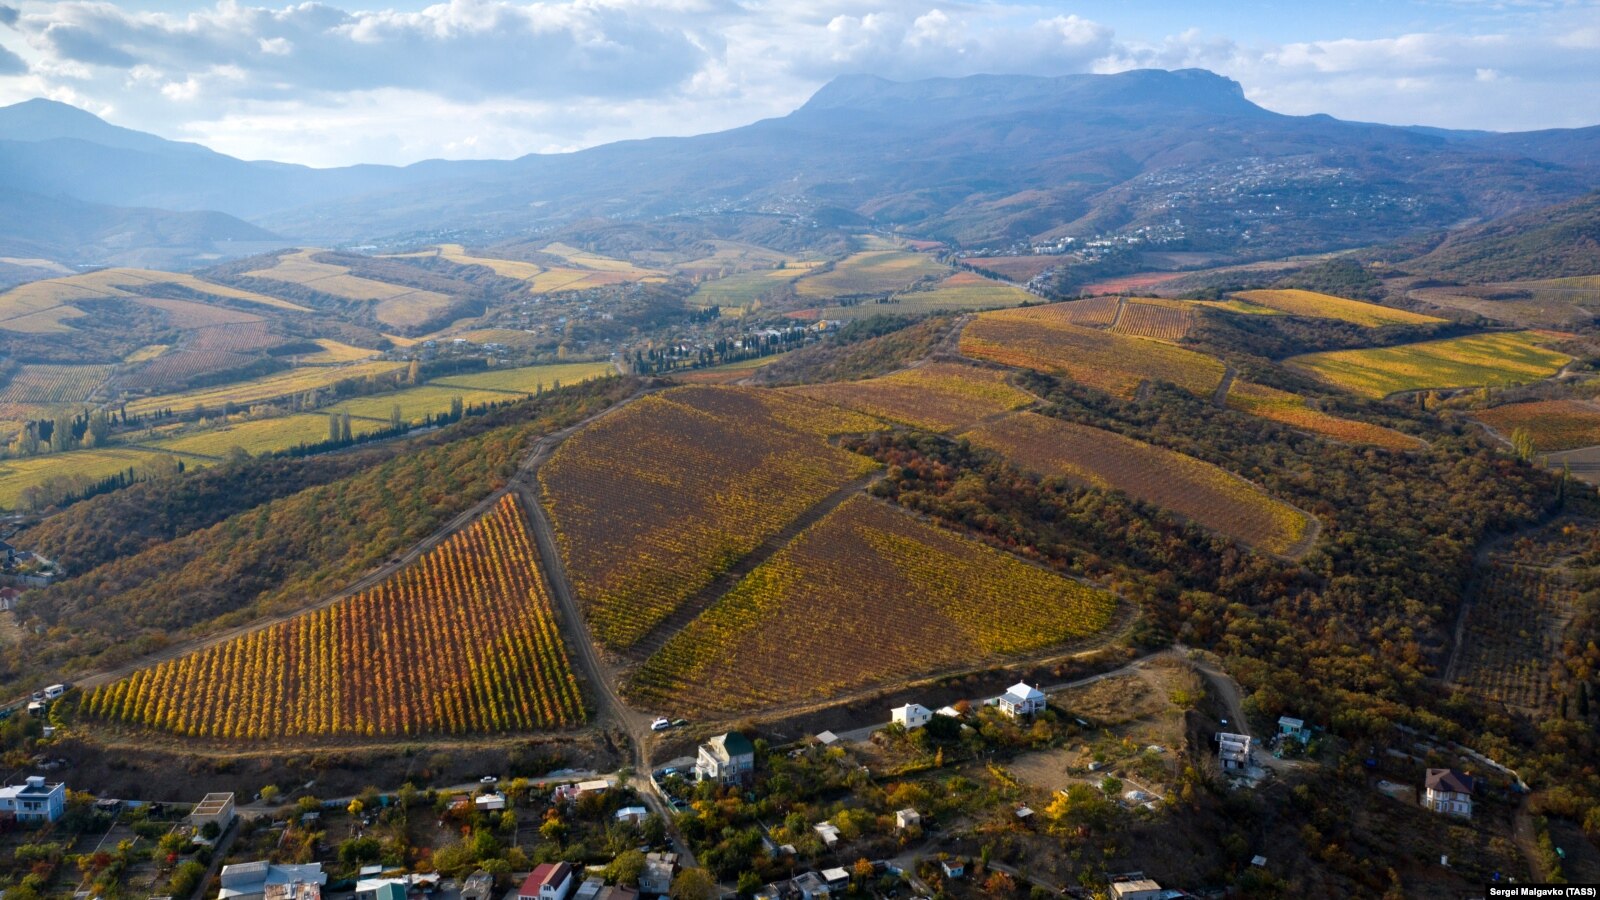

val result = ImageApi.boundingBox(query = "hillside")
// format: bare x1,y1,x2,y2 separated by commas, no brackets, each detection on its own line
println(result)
1402,192,1600,281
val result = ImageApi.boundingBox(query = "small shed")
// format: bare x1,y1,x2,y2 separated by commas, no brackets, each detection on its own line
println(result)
894,808,921,830
1277,716,1309,743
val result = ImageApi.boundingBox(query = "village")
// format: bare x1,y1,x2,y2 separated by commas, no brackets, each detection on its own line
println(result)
0,649,1524,900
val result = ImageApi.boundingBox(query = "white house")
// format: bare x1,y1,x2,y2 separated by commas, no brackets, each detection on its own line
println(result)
694,732,756,785
517,863,576,900
0,776,66,823
998,682,1046,718
474,792,507,812
1217,733,1252,771
813,822,841,848
192,792,237,832
1424,768,1474,819
614,806,648,824
894,808,921,830
218,862,327,900
891,703,932,730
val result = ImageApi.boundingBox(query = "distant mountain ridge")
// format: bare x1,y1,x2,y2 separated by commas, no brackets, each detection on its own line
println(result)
0,69,1598,263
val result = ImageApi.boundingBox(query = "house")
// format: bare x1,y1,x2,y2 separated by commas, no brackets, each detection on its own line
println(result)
940,859,965,880
1424,768,1474,819
891,703,932,729
894,808,921,830
1108,874,1164,900
474,792,507,812
1278,717,1309,744
0,586,20,610
594,887,638,900
192,792,237,832
820,868,850,889
639,853,676,896
791,872,830,900
814,731,840,746
573,879,603,900
460,871,496,900
354,878,407,900
552,779,611,803
1217,733,1252,771
614,805,648,824
694,732,755,785
218,862,327,900
517,863,576,900
998,682,1046,718
812,822,841,848
0,776,66,823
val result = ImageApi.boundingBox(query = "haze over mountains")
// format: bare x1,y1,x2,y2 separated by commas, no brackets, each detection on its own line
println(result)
2,67,1597,268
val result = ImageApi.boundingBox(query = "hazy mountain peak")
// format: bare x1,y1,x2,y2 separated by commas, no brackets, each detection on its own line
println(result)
0,97,211,156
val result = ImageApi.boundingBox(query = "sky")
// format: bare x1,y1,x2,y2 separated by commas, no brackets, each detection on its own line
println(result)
0,0,1595,167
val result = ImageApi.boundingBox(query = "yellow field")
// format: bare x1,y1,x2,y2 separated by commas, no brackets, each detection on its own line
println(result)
295,339,378,364
124,345,170,363
432,361,615,394
789,362,1034,432
814,271,1031,319
123,359,407,416
327,386,526,424
674,241,814,278
1231,289,1443,327
0,266,307,333
0,257,72,274
0,448,203,510
540,242,664,279
1474,399,1600,452
795,250,951,299
1289,331,1573,398
140,413,385,458
968,412,1315,557
447,329,542,347
0,364,114,404
688,268,809,310
1225,381,1425,450
436,244,547,281
245,250,452,327
961,304,1227,399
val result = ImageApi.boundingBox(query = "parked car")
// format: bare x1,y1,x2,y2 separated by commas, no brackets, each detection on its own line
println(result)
671,719,688,728
650,717,671,731
480,775,498,785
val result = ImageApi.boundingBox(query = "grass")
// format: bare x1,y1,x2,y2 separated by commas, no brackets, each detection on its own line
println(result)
296,339,379,364
967,411,1315,557
432,361,615,394
124,345,170,363
1226,381,1425,450
1474,399,1600,452
789,362,1035,432
1288,331,1573,398
1231,289,1443,327
327,386,525,424
0,448,204,510
123,359,407,416
627,494,1119,715
688,268,808,310
961,304,1226,399
795,250,950,299
139,413,386,458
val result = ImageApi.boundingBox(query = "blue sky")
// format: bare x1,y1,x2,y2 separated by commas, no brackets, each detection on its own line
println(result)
0,0,1594,166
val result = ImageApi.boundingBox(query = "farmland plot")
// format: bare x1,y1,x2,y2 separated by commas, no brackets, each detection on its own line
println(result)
1452,560,1577,714
0,364,113,404
539,386,883,650
1231,289,1443,327
628,495,1120,715
788,362,1034,433
813,271,1030,320
84,494,585,740
967,411,1315,557
1289,331,1573,398
1473,399,1600,451
123,359,406,417
1110,298,1195,342
432,361,616,394
140,413,386,458
1226,381,1425,450
795,250,950,299
245,250,454,328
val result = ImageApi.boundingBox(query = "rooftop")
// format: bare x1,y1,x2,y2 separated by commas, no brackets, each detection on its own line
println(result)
1426,768,1474,795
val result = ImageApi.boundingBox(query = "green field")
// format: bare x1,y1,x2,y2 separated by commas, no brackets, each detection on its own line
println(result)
139,414,385,458
431,361,615,394
0,448,205,510
813,272,1031,319
688,269,807,310
1289,330,1573,398
328,385,525,424
795,250,951,299
123,360,407,416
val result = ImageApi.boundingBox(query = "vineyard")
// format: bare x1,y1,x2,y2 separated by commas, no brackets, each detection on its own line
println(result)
1289,330,1573,398
538,386,883,650
0,364,113,404
82,494,586,740
1474,399,1600,451
795,250,950,299
1225,380,1426,450
1452,559,1577,714
967,411,1315,557
789,362,1034,433
123,359,407,416
963,256,1060,282
1231,289,1443,327
1109,298,1194,342
627,495,1120,715
1051,296,1121,327
960,305,1226,399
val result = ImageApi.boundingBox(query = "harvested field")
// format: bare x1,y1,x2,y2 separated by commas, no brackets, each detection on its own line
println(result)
296,339,379,364
1453,559,1576,714
967,411,1315,556
1474,399,1600,451
788,362,1034,432
628,495,1120,715
540,242,664,279
1231,289,1443,326
1226,381,1425,450
83,494,585,740
0,364,113,404
1289,331,1572,398
964,256,1060,282
131,296,262,328
960,304,1226,399
123,359,406,416
433,362,615,395
245,250,454,327
436,244,546,281
539,386,883,649
796,250,950,299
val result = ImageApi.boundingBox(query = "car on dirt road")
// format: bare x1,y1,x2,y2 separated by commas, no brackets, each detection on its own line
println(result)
651,717,671,731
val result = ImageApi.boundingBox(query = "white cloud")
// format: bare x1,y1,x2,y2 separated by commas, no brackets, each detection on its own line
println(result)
0,0,1593,165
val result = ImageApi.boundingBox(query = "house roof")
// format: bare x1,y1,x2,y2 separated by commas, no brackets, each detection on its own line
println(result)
1003,682,1045,702
892,703,927,715
706,731,754,760
373,883,406,900
520,863,573,896
1426,768,1474,795
1278,716,1304,728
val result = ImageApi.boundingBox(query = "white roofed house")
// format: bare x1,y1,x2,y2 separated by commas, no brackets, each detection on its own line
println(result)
0,776,66,824
218,862,327,900
998,681,1046,718
891,703,932,729
1217,733,1252,771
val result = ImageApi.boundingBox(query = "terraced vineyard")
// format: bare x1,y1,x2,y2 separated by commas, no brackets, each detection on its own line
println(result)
0,364,113,404
83,494,585,740
967,412,1314,556
960,304,1226,399
1109,298,1195,342
788,362,1034,432
539,386,883,649
1226,381,1425,450
1452,560,1576,714
628,495,1120,714
1289,331,1573,398
1474,399,1600,451
1231,289,1444,326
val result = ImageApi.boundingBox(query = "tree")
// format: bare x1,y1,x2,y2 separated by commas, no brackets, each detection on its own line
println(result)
605,850,646,886
408,360,421,385
670,868,715,900
391,404,404,429
258,785,280,805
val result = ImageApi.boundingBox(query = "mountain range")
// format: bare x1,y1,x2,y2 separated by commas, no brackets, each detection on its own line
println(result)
1,68,1597,267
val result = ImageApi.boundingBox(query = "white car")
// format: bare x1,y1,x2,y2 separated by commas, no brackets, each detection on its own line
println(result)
650,717,671,731
480,776,498,785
